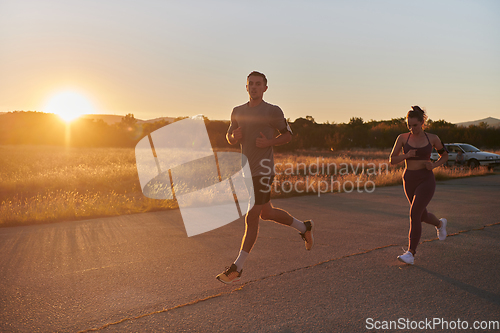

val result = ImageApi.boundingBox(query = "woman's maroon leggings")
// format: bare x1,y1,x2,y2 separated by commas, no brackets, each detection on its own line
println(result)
403,168,441,253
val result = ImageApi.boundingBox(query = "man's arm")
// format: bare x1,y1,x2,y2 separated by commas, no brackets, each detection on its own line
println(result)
226,127,242,145
260,106,293,148
256,131,291,148
226,111,241,145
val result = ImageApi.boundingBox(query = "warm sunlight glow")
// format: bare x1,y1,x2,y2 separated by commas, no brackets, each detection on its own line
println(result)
44,91,95,122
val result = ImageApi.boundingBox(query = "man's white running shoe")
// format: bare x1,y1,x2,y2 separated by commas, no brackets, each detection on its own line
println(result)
299,220,314,251
397,250,414,265
436,218,447,241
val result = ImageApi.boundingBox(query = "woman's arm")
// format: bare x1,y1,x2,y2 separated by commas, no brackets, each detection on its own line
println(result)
389,134,415,165
427,134,448,169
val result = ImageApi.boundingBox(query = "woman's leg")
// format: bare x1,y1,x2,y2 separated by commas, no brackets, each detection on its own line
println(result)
408,171,436,253
418,174,441,227
403,171,418,254
422,211,441,227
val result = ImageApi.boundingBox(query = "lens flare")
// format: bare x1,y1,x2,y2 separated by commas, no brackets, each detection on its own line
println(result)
44,90,95,122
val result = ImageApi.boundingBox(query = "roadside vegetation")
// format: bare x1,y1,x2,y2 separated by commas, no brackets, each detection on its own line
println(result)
0,146,495,227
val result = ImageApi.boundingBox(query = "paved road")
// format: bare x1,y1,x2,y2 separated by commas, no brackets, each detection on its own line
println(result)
1,175,499,332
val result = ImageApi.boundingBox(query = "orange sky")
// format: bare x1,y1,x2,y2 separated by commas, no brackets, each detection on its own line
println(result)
1,0,499,124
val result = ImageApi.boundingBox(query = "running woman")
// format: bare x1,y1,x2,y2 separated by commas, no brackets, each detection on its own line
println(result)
216,71,314,284
389,106,449,264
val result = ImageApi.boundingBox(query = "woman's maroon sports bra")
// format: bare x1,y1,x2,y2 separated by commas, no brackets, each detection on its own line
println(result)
403,132,432,160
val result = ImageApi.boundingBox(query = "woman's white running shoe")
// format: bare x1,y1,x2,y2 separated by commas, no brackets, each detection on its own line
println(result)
397,250,414,265
436,218,447,241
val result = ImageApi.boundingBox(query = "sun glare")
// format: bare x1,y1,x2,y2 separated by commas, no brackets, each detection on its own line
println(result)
44,91,95,122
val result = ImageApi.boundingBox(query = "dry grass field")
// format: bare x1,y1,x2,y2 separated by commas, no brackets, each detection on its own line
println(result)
0,146,176,226
0,145,495,227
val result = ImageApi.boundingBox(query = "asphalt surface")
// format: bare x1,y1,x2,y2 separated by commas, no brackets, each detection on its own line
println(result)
0,175,499,332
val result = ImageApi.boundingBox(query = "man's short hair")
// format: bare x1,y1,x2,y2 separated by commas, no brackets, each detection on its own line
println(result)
247,71,267,86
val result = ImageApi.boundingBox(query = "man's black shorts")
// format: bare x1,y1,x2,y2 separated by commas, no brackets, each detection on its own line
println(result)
246,175,275,206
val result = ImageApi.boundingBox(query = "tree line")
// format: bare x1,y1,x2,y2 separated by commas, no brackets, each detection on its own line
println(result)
1,111,498,150
287,116,500,150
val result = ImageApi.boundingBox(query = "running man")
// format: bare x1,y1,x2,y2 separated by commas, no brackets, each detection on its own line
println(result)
216,71,314,284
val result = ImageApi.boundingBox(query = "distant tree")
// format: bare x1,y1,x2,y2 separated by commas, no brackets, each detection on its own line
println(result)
478,121,489,129
205,119,232,149
305,115,316,123
346,117,369,147
348,117,364,127
141,119,171,138
427,119,456,129
118,113,137,129
173,116,189,123
391,117,406,126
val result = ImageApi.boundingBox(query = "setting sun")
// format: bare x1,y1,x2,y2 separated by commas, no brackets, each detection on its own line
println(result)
44,91,96,122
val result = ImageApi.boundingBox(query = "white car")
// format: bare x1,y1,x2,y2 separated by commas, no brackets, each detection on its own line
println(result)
431,143,500,168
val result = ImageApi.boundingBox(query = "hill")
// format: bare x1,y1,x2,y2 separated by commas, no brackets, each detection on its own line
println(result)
455,117,500,128
80,114,130,124
0,112,178,126
80,114,176,125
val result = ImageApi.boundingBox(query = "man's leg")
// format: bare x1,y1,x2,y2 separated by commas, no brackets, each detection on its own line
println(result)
231,204,264,273
216,204,262,284
241,204,264,253
260,201,314,250
259,201,293,226
216,176,313,284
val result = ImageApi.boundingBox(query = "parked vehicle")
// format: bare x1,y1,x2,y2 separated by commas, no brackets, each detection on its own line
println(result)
431,143,500,168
